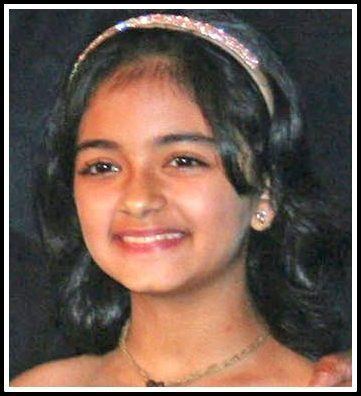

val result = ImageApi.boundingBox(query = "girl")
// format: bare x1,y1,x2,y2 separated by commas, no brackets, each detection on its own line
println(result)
11,10,351,387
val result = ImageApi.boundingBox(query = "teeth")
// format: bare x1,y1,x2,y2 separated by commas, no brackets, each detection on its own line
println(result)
123,233,184,244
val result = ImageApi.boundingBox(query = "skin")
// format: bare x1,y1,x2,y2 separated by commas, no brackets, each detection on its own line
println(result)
11,63,319,387
74,67,262,297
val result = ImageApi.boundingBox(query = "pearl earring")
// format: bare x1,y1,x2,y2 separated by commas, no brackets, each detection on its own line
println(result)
255,211,267,225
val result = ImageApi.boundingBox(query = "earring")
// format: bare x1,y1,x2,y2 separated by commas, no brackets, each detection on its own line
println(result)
255,210,267,225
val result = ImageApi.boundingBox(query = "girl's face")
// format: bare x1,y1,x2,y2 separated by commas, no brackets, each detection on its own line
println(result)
73,70,257,294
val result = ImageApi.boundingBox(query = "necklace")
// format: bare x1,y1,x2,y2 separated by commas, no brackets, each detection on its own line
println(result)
119,320,269,387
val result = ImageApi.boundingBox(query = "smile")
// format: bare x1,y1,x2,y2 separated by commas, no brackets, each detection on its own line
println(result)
122,232,184,244
113,229,188,253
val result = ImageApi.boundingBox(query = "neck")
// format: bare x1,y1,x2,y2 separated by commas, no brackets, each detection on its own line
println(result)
119,264,267,382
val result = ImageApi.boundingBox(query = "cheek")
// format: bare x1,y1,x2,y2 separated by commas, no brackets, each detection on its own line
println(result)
174,177,252,234
73,181,118,242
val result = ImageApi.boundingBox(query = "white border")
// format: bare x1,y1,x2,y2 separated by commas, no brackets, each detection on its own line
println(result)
4,3,356,392
351,3,357,391
4,4,10,391
3,3,359,10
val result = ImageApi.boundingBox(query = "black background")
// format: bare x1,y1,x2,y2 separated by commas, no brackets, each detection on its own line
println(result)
8,8,352,380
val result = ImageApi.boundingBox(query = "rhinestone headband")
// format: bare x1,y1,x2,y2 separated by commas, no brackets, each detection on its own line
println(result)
70,14,274,116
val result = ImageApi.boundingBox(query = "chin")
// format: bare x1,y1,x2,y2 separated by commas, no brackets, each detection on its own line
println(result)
116,271,198,296
124,278,186,295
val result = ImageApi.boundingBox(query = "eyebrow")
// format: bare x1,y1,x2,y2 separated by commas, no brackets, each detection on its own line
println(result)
75,139,119,154
75,133,216,154
155,133,216,146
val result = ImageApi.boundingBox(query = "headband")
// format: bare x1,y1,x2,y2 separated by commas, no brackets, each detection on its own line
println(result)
70,14,274,117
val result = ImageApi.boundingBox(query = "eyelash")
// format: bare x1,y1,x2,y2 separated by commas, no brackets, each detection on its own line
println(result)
78,161,120,176
77,155,209,176
168,155,209,169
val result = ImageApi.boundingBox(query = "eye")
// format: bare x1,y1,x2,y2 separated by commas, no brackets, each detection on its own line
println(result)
78,161,120,176
168,155,209,169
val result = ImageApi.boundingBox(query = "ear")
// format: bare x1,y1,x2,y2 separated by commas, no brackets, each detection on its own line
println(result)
250,190,276,232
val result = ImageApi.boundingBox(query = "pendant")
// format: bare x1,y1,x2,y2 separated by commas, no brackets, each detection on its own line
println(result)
146,379,165,387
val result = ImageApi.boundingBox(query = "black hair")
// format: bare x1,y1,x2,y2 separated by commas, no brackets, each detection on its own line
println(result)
34,10,351,359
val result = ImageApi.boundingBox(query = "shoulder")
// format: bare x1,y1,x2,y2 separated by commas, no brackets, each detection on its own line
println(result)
222,337,316,387
10,354,103,387
253,338,316,386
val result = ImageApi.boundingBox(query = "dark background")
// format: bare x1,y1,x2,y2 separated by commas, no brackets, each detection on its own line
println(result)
9,8,352,380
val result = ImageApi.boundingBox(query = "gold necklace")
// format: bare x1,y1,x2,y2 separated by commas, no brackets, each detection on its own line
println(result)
119,320,269,387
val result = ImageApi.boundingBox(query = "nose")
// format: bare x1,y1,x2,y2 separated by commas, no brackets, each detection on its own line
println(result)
117,169,167,218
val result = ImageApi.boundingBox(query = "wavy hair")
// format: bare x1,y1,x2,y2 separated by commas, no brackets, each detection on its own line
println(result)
33,10,351,359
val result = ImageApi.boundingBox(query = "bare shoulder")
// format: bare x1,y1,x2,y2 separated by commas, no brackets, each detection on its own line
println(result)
10,354,103,387
254,338,316,386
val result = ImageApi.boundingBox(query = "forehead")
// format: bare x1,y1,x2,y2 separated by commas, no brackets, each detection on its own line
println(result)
78,66,213,143
104,55,189,91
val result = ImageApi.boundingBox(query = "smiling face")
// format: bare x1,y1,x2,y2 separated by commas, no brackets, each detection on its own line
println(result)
73,65,258,294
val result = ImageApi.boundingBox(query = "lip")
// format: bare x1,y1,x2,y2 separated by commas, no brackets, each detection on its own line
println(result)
112,228,189,253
